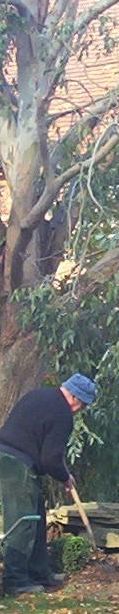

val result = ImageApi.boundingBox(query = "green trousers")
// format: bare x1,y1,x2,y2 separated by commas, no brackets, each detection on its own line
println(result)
0,452,49,592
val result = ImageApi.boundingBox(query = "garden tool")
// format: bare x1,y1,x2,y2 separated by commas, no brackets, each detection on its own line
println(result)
0,515,41,549
71,486,115,571
71,484,96,551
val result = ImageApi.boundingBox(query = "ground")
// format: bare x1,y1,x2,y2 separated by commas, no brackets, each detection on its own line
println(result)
1,554,119,614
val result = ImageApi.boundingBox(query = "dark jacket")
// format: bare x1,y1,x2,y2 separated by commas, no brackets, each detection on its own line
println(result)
0,387,73,481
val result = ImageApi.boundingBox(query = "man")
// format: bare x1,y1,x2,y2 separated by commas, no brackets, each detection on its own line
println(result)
0,372,96,596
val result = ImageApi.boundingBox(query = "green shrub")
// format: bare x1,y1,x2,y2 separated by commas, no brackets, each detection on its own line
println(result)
50,534,91,573
63,535,91,572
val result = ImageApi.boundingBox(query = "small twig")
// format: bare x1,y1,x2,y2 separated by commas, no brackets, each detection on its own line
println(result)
87,123,119,213
49,94,84,115
72,213,102,299
67,178,79,254
72,162,86,260
82,61,110,93
64,77,94,103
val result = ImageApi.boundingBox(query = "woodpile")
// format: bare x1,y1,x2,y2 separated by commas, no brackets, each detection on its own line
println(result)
47,502,119,549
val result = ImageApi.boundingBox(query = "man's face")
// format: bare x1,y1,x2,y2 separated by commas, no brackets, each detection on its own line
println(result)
71,396,86,413
60,386,87,413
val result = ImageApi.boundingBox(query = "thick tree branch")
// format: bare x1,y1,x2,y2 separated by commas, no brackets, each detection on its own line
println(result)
51,87,119,166
11,130,119,290
88,247,119,283
21,130,119,230
76,246,119,301
38,0,49,28
46,0,68,33
48,107,82,124
66,244,119,302
3,0,119,292
36,0,78,107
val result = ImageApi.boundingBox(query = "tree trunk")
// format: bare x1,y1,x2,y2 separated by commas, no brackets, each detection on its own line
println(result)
0,329,47,425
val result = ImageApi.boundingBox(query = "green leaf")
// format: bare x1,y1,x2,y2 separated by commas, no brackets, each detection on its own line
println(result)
107,313,114,326
55,356,60,372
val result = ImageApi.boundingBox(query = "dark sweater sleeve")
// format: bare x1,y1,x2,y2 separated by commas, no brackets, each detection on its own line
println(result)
40,411,73,482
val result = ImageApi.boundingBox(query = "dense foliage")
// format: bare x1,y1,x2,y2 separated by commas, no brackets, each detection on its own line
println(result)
12,267,119,501
50,535,91,573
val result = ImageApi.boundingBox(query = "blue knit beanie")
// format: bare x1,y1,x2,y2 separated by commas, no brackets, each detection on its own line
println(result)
62,373,97,405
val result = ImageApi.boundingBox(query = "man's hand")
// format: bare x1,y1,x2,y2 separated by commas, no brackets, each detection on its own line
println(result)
65,474,76,494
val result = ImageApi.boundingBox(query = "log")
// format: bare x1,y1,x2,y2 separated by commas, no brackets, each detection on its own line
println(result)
47,502,119,549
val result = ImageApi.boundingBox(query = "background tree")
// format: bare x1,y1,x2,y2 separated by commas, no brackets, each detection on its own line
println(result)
0,0,119,294
1,0,119,501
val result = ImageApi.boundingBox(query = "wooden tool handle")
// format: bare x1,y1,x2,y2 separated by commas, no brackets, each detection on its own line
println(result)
71,484,96,551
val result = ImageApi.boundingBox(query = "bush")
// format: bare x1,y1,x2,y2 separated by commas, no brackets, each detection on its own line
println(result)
63,535,91,572
50,534,91,573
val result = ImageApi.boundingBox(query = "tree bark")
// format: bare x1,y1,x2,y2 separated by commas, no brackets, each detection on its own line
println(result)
0,330,47,425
